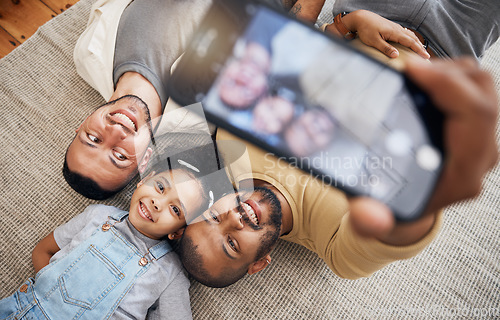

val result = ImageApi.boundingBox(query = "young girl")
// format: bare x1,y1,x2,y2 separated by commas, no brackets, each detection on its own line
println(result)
0,147,216,320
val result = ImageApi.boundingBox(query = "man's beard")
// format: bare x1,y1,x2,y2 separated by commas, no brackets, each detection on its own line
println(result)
134,97,155,147
101,94,155,146
243,186,282,260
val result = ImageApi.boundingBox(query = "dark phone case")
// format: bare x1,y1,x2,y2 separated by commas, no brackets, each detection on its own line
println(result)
168,0,444,221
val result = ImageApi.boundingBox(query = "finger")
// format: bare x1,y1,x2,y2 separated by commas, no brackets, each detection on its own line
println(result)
386,26,429,59
397,30,430,59
402,27,421,44
404,58,472,111
348,197,395,238
371,37,399,58
406,58,497,114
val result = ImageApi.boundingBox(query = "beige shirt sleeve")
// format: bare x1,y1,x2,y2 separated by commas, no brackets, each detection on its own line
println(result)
325,210,443,279
218,119,444,280
73,0,132,101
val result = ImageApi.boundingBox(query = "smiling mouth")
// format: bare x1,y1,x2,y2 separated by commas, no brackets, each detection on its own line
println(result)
242,202,259,226
112,112,137,132
139,202,154,222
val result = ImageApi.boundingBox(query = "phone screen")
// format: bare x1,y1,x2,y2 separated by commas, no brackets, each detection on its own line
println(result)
171,2,444,220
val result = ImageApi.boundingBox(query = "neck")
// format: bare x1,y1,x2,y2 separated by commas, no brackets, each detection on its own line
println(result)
252,179,293,236
110,72,162,127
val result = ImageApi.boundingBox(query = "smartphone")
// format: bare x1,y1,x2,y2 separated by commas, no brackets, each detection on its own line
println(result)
169,0,444,221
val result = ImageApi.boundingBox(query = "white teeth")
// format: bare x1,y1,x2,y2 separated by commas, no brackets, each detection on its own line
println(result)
140,203,153,221
115,113,136,131
242,202,259,225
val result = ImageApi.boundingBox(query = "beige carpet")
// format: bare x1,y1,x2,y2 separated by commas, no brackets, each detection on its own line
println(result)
0,0,498,318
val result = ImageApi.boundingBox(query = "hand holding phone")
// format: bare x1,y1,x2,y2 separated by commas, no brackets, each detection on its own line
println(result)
169,0,446,221
349,57,499,242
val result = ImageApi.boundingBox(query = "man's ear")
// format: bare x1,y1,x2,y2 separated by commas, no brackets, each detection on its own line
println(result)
75,121,84,133
138,147,153,174
247,255,271,275
75,114,92,133
137,170,156,188
168,228,185,240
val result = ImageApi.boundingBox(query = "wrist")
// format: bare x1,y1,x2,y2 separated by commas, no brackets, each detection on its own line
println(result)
333,11,356,40
378,211,440,246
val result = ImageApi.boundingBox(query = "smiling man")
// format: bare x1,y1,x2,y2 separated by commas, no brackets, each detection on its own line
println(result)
175,57,499,291
64,0,212,199
180,186,283,288
64,95,155,198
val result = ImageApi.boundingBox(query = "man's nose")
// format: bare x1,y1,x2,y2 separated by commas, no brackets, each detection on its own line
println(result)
225,210,244,230
106,122,128,140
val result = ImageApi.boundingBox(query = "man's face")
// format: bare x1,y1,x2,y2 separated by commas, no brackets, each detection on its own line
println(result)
218,43,271,109
253,96,294,134
284,109,335,157
129,169,203,240
183,187,282,278
66,96,153,192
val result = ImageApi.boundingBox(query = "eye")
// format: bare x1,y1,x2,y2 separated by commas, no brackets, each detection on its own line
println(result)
171,205,181,217
209,211,219,223
87,134,100,143
113,151,127,161
156,181,165,193
227,236,237,252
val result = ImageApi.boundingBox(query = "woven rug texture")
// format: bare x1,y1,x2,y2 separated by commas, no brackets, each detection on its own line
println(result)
0,0,498,319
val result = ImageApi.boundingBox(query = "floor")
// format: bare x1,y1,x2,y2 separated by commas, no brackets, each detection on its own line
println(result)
0,0,79,59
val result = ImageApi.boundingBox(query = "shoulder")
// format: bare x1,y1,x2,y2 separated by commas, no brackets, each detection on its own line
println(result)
71,204,128,231
157,251,189,281
85,204,125,220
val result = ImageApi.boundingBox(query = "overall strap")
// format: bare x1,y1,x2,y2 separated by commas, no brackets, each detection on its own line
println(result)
148,241,172,261
108,209,129,222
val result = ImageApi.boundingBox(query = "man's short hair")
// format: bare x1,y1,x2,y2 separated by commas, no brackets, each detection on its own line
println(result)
179,235,248,288
62,156,126,200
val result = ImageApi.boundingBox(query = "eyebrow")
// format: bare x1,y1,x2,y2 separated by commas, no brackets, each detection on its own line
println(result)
179,202,188,218
78,134,97,149
159,176,171,188
165,175,187,216
108,156,127,169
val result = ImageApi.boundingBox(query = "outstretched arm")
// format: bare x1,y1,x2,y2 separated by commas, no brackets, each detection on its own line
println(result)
324,10,430,60
284,0,326,24
349,57,499,245
32,232,60,273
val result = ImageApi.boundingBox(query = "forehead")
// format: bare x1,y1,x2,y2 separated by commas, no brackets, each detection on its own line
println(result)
187,193,239,225
152,168,190,183
185,225,247,277
211,193,240,211
66,139,136,190
160,169,204,217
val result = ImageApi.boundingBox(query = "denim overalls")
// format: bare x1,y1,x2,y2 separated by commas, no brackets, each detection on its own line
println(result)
0,210,172,320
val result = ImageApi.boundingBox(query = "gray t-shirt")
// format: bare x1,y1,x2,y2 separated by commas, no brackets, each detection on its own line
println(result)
113,0,213,109
53,204,192,320
112,0,285,109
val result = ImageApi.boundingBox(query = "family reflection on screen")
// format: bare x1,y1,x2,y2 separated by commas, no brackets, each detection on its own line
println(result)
202,6,440,212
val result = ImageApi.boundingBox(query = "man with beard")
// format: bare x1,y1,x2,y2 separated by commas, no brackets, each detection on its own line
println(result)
64,0,211,199
176,57,499,289
179,187,284,288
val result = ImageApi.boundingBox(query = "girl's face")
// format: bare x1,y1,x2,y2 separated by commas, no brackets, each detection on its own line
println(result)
128,169,203,239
